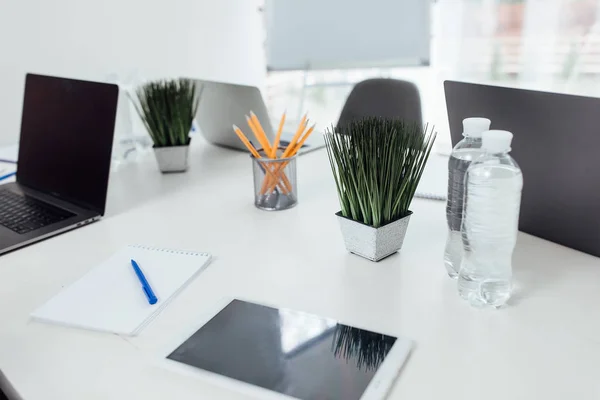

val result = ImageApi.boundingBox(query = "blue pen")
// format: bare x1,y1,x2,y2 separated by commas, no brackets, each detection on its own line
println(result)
130,259,158,305
0,172,16,182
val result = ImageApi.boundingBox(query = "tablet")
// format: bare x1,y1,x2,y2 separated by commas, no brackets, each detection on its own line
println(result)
161,298,413,400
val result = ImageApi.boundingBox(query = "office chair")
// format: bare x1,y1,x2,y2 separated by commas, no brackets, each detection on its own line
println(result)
336,78,423,129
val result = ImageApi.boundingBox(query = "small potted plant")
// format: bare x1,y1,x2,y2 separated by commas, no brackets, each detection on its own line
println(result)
132,79,200,173
325,117,436,261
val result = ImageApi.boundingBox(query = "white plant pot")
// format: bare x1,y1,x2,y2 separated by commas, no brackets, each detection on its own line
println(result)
153,144,190,173
336,211,413,262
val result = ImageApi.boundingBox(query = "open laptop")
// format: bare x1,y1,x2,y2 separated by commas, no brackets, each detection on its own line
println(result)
0,369,21,400
444,80,600,257
0,73,118,255
194,80,325,154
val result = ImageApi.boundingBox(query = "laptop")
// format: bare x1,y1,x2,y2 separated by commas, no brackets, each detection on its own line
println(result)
444,80,600,257
0,73,118,256
0,369,21,400
194,80,325,154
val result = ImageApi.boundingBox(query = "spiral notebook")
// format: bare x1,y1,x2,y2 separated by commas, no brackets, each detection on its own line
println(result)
414,153,448,201
31,245,212,336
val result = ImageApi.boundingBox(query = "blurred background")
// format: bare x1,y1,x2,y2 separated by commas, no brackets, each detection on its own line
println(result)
1,0,599,153
266,0,600,151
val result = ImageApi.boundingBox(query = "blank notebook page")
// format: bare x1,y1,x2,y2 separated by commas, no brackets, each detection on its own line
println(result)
31,245,211,336
415,153,448,201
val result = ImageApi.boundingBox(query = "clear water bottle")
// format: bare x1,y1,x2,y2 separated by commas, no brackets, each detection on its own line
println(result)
458,130,523,308
444,117,491,278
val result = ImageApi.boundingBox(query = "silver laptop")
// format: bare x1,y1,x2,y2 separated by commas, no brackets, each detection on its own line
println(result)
0,73,118,256
445,80,600,258
194,80,325,154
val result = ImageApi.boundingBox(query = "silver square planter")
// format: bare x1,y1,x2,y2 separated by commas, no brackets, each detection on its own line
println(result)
336,211,413,262
153,144,190,173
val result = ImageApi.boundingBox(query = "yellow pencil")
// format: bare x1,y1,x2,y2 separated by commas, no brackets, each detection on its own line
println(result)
260,113,308,195
246,115,272,156
271,111,286,158
264,123,316,194
255,112,295,194
292,123,316,155
233,125,261,158
245,114,292,193
233,125,289,194
250,111,273,157
281,114,307,158
262,121,308,194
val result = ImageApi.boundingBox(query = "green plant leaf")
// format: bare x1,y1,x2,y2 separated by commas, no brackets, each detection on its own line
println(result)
324,117,436,228
130,78,200,147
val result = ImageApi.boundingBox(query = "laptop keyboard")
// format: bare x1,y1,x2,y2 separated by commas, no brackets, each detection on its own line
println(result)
0,189,75,235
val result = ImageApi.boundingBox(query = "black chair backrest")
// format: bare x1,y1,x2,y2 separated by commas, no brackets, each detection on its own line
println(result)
336,78,422,130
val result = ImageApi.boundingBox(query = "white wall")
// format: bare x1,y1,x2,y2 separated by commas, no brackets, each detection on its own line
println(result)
0,0,266,146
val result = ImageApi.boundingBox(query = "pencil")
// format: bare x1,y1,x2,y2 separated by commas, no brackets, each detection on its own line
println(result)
233,125,261,158
281,114,307,157
264,123,316,194
292,123,316,155
255,112,297,194
244,115,292,193
261,111,287,192
250,112,273,157
264,124,315,193
246,115,272,156
233,125,289,194
261,120,308,194
271,111,286,158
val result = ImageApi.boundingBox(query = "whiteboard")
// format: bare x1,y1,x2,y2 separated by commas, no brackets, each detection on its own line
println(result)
265,0,431,71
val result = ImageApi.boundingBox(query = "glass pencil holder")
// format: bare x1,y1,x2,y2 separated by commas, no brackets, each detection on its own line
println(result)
251,151,298,211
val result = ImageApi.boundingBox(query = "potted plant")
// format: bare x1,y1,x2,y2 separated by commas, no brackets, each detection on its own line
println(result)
131,79,200,173
324,117,436,261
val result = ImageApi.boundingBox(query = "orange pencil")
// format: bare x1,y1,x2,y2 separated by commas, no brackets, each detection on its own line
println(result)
264,123,317,194
250,111,273,157
255,112,296,194
233,125,261,158
246,115,272,156
260,115,307,194
281,114,307,158
245,115,292,193
271,111,286,158
233,125,289,194
292,123,316,155
262,112,287,192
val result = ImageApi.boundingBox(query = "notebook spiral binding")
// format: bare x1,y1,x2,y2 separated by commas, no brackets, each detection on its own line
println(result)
128,245,209,257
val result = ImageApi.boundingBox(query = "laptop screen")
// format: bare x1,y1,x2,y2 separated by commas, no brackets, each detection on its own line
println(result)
444,80,600,258
16,74,118,215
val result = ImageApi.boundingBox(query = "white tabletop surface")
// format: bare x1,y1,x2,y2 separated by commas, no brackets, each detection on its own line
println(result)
1,139,599,400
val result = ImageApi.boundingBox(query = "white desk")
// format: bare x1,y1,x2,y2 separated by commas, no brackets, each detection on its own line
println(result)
1,139,599,399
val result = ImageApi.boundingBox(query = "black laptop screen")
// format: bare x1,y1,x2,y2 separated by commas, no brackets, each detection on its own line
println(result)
16,74,118,215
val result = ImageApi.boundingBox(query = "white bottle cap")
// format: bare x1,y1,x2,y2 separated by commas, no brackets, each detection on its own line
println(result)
462,117,491,137
482,130,513,153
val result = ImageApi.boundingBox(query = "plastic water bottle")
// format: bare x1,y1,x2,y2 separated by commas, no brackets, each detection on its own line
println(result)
444,118,491,278
458,130,523,308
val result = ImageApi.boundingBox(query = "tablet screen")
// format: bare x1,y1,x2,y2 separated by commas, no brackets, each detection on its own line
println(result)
167,299,398,400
